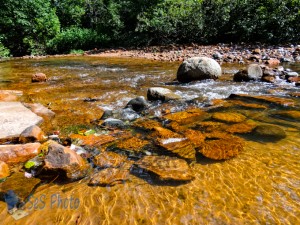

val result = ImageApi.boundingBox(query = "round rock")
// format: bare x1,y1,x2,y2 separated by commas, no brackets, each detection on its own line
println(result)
177,57,222,83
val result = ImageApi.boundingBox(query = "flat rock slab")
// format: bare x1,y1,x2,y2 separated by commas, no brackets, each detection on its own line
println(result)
0,102,43,143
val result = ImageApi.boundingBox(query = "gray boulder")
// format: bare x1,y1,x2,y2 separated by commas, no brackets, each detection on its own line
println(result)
177,57,222,83
234,64,263,82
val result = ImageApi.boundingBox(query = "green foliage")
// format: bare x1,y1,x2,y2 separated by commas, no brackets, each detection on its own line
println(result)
0,42,10,58
70,49,85,55
47,27,109,54
0,0,300,56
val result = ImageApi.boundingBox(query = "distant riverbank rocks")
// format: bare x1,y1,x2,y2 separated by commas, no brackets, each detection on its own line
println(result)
177,57,222,83
234,63,299,84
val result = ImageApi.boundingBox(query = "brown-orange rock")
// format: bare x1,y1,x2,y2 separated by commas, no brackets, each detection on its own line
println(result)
229,94,295,107
117,137,149,152
272,110,300,121
133,118,162,131
32,73,47,82
265,59,280,66
93,151,127,168
135,155,194,181
183,129,205,148
157,137,196,160
88,167,130,186
199,136,244,160
70,134,115,147
164,108,207,125
19,125,45,143
0,161,10,179
226,121,257,134
44,141,89,179
0,143,41,164
212,112,246,123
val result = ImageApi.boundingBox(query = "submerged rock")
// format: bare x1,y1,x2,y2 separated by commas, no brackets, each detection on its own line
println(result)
89,162,132,186
135,156,194,181
117,137,150,152
19,125,45,144
133,118,162,131
0,143,41,164
252,125,286,141
147,87,181,101
0,102,43,143
271,110,300,121
199,136,244,160
229,94,295,107
226,121,257,134
212,112,246,123
70,134,116,148
93,151,127,168
0,172,41,202
157,137,196,160
44,141,89,180
0,161,10,179
163,108,207,125
177,57,222,83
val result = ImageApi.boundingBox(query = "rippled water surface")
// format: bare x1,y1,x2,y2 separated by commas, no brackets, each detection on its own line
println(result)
0,56,300,224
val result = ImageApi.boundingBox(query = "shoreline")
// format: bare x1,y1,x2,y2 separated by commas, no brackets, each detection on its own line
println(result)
2,43,300,65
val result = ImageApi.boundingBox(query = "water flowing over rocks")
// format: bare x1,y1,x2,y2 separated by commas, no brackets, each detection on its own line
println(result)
0,90,22,102
0,102,43,143
177,57,222,83
135,156,194,181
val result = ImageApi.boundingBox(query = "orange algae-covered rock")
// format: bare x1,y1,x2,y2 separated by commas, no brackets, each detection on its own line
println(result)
117,137,149,152
212,112,246,123
152,126,182,139
183,129,205,148
93,151,127,168
199,136,244,160
157,137,196,160
70,134,115,147
163,108,207,125
226,121,257,134
229,94,295,107
271,110,300,121
135,155,194,181
89,166,130,186
133,118,162,131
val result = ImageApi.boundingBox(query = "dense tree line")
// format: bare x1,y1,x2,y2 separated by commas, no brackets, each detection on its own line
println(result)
0,0,299,57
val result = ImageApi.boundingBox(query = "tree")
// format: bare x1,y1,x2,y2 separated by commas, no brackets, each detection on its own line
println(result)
0,0,60,56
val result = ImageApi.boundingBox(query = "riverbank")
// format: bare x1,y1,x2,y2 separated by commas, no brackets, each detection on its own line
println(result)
2,43,300,65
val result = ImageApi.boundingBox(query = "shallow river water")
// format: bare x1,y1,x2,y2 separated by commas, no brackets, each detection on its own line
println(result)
0,56,300,224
